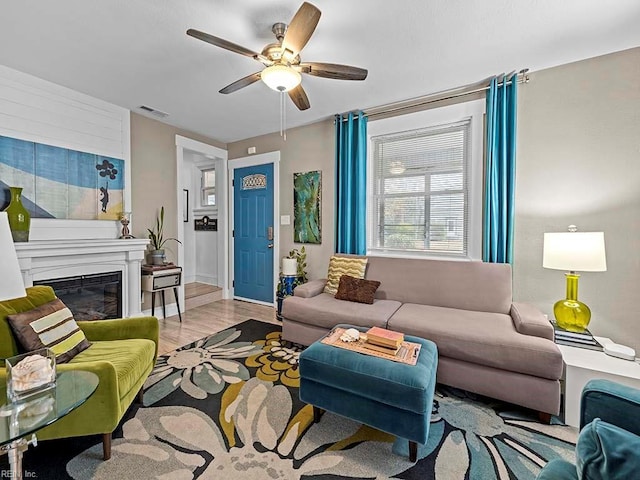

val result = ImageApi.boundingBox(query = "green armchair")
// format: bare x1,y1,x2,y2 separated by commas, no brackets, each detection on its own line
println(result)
0,285,159,460
537,379,640,479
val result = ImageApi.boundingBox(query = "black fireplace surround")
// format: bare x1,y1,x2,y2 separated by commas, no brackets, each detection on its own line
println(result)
34,271,122,320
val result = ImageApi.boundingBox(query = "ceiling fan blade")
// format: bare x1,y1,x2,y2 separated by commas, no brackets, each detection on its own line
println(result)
281,2,321,59
288,84,310,111
187,29,262,60
219,72,262,94
300,62,368,80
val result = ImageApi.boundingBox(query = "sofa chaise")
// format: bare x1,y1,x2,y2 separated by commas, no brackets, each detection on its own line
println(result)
282,255,563,417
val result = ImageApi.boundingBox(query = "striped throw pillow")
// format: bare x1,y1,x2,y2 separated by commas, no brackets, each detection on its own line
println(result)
7,298,91,363
324,255,368,296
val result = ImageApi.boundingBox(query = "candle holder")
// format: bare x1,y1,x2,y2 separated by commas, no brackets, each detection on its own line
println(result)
119,212,134,239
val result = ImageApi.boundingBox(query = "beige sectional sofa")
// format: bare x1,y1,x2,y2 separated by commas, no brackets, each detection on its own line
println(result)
282,255,563,416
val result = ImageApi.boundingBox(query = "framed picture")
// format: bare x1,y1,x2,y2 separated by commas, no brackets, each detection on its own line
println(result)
293,170,321,244
183,189,189,222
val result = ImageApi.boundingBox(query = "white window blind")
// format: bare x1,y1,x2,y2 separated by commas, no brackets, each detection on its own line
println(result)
370,119,471,257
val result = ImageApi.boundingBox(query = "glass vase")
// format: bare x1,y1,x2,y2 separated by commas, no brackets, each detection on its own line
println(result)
3,186,31,242
6,348,56,403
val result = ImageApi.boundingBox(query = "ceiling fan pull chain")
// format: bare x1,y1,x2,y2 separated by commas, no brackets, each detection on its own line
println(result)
279,90,287,141
283,91,287,141
280,90,283,138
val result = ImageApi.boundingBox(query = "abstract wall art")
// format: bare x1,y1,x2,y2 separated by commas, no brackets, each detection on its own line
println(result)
293,170,321,244
0,135,124,220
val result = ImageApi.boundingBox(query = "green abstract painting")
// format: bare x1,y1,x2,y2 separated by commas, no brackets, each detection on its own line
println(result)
293,170,321,244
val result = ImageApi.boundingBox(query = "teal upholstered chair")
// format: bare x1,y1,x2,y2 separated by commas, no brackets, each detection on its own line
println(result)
537,379,640,479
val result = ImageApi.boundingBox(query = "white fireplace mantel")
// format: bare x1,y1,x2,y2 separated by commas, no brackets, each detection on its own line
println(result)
15,238,150,317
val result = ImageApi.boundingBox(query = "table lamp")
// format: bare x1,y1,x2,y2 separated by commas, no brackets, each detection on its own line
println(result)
542,226,606,332
0,212,27,301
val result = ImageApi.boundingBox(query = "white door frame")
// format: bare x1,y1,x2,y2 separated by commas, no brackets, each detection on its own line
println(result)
229,151,280,306
175,135,229,307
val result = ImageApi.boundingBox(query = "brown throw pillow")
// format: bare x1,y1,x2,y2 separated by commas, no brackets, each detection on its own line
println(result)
7,298,91,363
335,275,381,304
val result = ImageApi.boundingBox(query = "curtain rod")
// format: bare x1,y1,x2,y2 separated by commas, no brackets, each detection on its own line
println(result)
336,69,529,122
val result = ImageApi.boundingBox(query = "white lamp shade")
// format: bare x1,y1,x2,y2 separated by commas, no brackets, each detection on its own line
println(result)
543,231,607,272
261,65,302,92
282,257,298,276
0,212,26,301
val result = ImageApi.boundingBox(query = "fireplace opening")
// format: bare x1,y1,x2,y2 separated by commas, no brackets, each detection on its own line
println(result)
34,272,122,321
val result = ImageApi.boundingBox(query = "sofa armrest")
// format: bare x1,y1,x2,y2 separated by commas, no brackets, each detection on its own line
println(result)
77,316,159,360
581,379,640,435
510,302,553,340
294,279,327,298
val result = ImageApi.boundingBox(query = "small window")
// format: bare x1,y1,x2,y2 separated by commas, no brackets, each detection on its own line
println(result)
201,168,216,206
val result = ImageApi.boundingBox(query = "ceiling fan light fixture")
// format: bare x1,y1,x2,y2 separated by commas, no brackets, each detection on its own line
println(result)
261,64,302,92
389,161,406,175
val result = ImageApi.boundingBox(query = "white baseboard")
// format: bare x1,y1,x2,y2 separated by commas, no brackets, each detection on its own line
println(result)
195,274,218,285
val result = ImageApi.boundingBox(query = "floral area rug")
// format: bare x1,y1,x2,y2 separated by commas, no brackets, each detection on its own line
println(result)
8,319,577,479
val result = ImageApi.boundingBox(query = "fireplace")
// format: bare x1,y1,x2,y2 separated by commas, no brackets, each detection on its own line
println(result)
34,271,122,320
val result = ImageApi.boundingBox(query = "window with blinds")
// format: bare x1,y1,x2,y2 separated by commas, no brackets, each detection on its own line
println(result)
370,119,471,257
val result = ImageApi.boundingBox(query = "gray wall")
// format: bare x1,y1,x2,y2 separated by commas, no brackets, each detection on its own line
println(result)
228,48,640,352
514,47,640,351
130,112,226,308
130,112,226,252
227,120,335,280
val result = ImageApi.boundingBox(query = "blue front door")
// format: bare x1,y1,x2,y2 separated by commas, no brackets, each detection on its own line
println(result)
233,163,274,303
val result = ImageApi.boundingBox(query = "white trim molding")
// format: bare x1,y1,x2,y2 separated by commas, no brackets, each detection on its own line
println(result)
228,151,280,306
175,135,229,306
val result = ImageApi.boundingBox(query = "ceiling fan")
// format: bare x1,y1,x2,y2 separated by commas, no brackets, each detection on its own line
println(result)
186,2,368,111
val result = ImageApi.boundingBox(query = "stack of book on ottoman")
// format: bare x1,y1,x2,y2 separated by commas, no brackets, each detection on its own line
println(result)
552,322,603,351
363,327,404,355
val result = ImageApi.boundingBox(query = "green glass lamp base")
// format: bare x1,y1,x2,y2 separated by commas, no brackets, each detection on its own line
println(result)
553,299,591,332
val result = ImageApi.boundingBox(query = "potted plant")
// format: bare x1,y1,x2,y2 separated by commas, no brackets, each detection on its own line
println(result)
147,206,181,265
287,246,308,283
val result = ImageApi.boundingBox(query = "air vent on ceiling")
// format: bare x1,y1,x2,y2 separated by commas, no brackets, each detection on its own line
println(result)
138,105,169,118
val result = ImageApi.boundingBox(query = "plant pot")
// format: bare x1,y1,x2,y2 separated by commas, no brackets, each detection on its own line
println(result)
150,249,165,265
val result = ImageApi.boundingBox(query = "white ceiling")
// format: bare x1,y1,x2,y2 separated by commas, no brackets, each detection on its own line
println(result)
1,0,639,143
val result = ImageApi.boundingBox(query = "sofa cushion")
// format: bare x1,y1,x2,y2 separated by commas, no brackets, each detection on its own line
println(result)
365,256,513,314
388,303,563,380
282,293,401,330
324,255,368,296
69,338,156,399
335,275,381,304
7,298,91,363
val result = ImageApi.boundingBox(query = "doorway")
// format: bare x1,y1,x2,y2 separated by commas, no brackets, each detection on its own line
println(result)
175,136,229,312
229,151,280,305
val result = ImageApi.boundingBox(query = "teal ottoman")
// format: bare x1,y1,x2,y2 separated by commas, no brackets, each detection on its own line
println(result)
299,324,438,462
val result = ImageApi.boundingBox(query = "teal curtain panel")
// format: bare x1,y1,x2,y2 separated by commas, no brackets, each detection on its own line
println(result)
335,111,367,254
483,74,518,263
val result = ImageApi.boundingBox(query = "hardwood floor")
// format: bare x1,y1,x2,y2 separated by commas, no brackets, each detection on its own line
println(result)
184,282,221,298
157,299,278,355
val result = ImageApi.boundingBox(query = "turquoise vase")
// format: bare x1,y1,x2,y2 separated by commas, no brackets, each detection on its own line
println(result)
3,186,31,242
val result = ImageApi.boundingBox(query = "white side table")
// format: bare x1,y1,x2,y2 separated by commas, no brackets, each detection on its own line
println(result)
558,337,640,427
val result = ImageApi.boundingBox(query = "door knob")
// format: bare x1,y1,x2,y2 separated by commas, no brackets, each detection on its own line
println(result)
267,243,274,248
